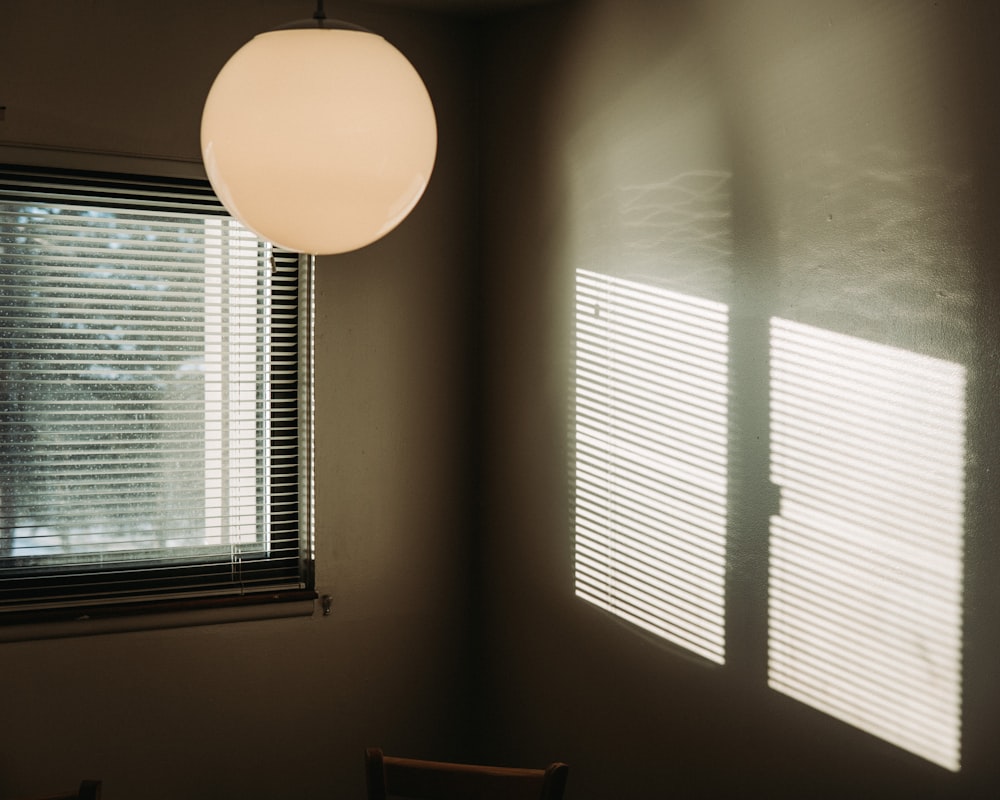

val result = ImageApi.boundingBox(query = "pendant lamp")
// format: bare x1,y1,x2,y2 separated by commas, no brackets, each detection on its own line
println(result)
201,1,437,255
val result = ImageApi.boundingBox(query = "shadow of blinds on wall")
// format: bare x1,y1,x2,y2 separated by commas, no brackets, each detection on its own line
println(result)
574,269,728,664
768,318,965,771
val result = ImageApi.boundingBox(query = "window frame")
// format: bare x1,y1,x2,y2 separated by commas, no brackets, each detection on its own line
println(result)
0,162,316,634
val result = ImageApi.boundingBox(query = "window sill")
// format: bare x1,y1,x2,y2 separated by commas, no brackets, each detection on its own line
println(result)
0,590,318,643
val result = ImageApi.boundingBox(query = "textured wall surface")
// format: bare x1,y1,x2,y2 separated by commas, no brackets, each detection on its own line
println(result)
478,0,1000,797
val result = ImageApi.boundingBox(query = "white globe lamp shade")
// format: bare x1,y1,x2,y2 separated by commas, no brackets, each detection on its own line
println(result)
201,19,437,255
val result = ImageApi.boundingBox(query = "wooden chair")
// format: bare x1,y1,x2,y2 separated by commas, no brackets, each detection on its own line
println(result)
365,747,568,800
17,781,101,800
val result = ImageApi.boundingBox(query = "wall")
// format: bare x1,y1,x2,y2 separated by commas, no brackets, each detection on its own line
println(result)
479,0,1000,797
0,2,480,798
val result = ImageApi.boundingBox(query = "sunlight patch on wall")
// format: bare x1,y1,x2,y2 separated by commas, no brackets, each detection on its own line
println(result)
768,318,965,771
574,269,728,664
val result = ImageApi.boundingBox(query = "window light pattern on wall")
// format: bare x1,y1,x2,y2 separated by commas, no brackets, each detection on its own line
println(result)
574,269,729,664
768,318,965,771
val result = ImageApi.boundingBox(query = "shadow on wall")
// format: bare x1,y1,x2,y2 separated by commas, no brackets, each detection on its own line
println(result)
563,0,975,778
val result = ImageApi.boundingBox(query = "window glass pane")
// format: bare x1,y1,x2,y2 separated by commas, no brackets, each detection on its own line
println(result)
0,166,307,612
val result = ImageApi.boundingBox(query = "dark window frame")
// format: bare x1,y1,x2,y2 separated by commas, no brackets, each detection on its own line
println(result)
0,163,315,627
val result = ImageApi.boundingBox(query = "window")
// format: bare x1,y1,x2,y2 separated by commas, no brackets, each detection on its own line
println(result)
0,164,314,623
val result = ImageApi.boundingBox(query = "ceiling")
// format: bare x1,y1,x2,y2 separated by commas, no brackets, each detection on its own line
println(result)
366,0,559,12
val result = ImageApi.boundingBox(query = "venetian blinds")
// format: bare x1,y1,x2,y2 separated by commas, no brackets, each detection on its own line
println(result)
0,164,312,618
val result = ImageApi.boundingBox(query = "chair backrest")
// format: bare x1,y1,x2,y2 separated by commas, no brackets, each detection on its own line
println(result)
365,747,568,800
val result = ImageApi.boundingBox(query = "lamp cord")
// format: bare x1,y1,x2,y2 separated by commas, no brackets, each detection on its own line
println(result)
313,0,326,22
